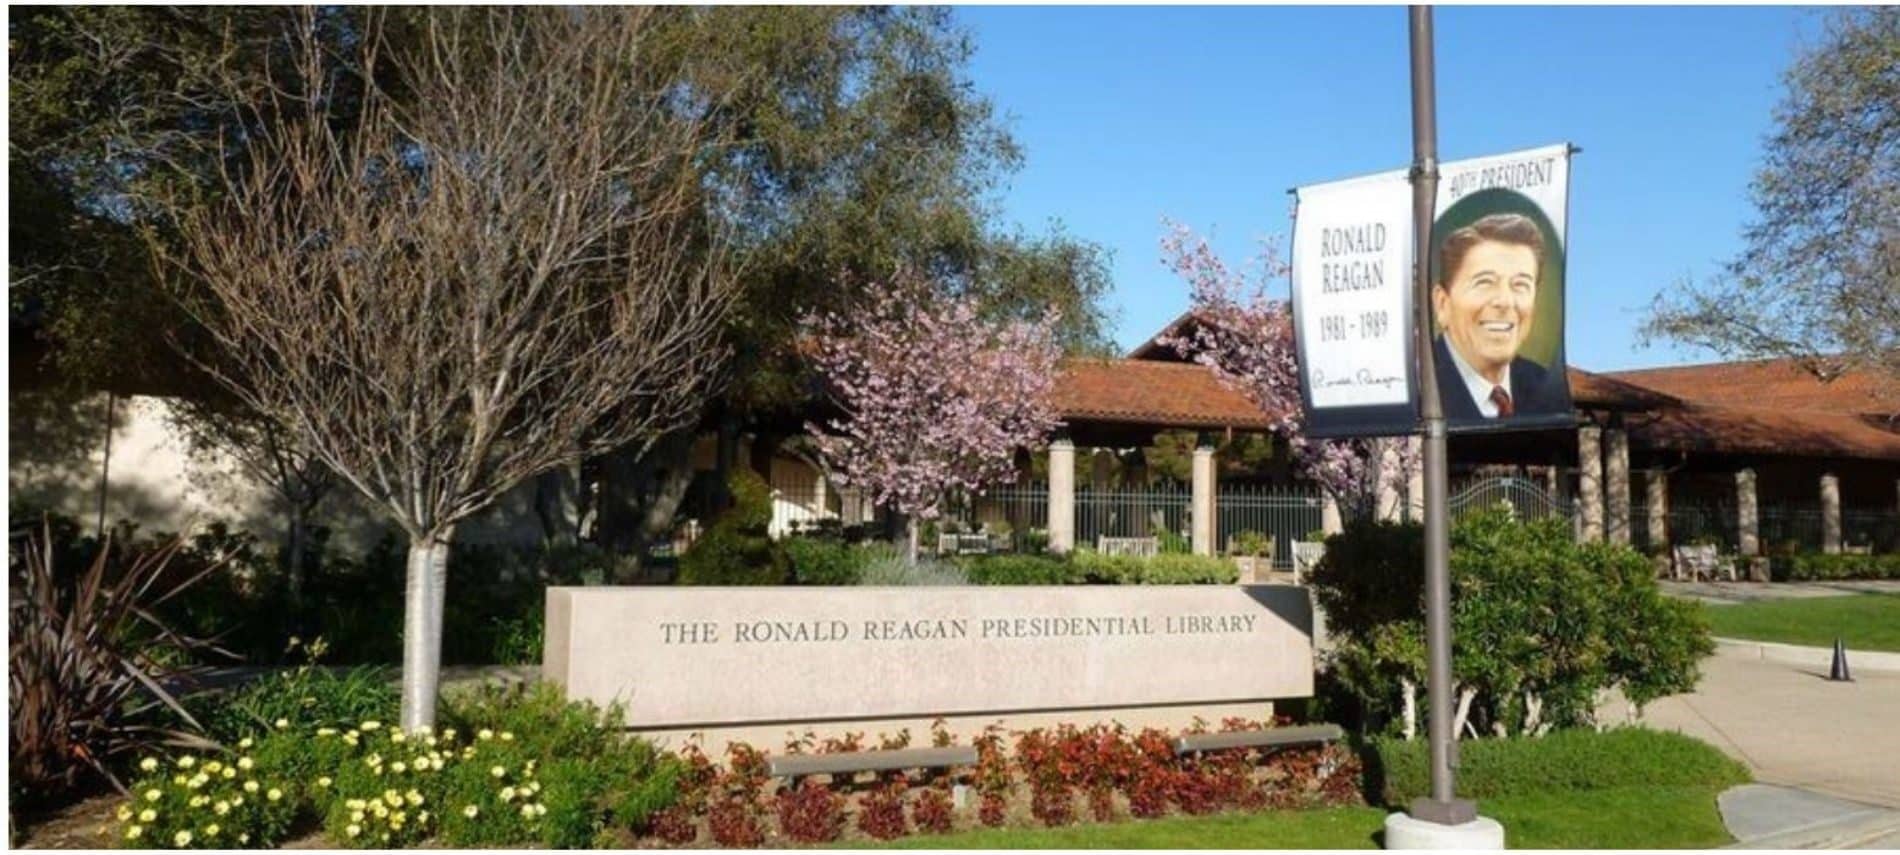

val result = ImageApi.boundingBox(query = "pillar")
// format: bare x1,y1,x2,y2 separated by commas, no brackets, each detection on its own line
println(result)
1048,439,1076,554
1736,468,1759,556
1191,440,1216,556
1647,470,1669,552
1578,425,1604,542
1376,440,1403,523
1406,436,1425,523
1321,494,1344,536
1821,472,1842,554
1605,428,1631,545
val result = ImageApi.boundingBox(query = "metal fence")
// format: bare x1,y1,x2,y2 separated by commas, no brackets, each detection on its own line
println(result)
1077,486,1193,552
1216,484,1325,570
959,485,1049,552
1447,476,1575,525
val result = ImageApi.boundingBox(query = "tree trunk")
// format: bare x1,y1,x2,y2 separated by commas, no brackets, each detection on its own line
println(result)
400,534,452,732
907,517,921,565
1451,686,1478,740
283,507,308,610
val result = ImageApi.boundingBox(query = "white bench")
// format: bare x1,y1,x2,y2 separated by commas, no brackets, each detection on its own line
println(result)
1096,536,1160,557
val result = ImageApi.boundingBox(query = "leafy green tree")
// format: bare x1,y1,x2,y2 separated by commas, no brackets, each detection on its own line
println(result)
1646,8,1899,394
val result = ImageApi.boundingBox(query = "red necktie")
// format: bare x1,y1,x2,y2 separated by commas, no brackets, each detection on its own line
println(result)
1490,386,1515,417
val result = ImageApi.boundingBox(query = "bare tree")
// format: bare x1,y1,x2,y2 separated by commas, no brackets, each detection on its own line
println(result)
153,8,738,729
1646,8,1899,401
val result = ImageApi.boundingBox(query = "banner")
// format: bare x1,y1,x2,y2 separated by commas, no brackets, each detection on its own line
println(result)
1289,172,1419,438
1291,143,1574,437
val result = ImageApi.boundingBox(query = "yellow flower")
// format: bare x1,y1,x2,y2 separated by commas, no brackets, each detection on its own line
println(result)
346,799,366,811
124,826,143,841
188,773,208,789
477,729,494,741
237,757,253,771
391,731,406,743
317,727,337,737
139,757,159,772
222,767,237,780
391,762,407,774
520,804,535,819
383,790,401,807
144,789,162,802
205,823,220,837
267,788,283,802
317,776,332,788
238,833,250,845
174,830,193,846
463,805,479,819
499,786,516,802
231,795,244,808
274,718,290,729
500,731,515,742
405,790,423,807
117,805,133,821
244,781,259,793
418,810,430,824
351,811,365,823
535,803,548,817
139,810,157,823
173,774,187,785
214,801,231,816
238,737,254,749
489,766,506,779
204,761,222,773
390,811,406,828
177,756,196,769
346,824,362,838
190,796,208,808
361,721,382,731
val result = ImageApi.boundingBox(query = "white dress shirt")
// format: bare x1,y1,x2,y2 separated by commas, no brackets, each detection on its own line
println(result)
1444,341,1513,418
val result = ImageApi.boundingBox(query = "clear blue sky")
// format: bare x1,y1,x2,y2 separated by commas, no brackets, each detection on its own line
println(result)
955,5,1825,371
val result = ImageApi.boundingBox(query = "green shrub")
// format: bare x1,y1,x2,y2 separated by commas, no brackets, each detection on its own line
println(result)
1229,529,1273,557
963,553,1076,585
439,683,677,845
858,552,969,585
785,537,869,585
191,643,398,745
490,610,544,666
114,750,300,849
1156,528,1192,554
677,470,788,585
1371,727,1749,806
1779,552,1900,581
1312,512,1711,736
1070,550,1238,584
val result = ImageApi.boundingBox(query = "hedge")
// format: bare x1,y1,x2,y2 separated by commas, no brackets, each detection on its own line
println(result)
1775,552,1900,581
960,551,1238,585
1370,727,1749,806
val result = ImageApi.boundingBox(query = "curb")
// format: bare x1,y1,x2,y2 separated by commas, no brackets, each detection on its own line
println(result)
1725,806,1900,849
1714,637,1900,675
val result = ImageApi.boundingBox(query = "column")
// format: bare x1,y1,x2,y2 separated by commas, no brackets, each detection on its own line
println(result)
1736,468,1759,556
1821,472,1842,554
1605,428,1631,545
1406,436,1425,524
1578,425,1604,542
1191,440,1217,556
1048,438,1076,554
1376,440,1403,523
1647,470,1669,553
1090,448,1115,491
1321,494,1344,536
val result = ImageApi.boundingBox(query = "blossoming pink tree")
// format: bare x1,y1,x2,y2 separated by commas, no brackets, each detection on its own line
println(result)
805,271,1064,561
1155,221,1414,517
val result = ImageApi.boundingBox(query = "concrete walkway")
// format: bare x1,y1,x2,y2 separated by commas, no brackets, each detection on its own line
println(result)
1605,646,1900,848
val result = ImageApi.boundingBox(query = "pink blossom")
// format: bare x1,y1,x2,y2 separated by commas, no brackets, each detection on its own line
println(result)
803,270,1064,524
1155,220,1415,514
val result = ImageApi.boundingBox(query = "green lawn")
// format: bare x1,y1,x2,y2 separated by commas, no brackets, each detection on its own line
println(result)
852,785,1733,849
1702,593,1900,651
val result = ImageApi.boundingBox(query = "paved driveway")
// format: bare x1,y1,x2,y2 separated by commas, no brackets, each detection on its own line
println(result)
1605,649,1900,809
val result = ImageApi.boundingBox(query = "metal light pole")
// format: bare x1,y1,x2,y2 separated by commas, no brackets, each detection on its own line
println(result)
1406,4,1476,828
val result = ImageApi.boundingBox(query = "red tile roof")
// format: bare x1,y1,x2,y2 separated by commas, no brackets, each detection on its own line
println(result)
1605,358,1898,417
1055,359,1279,430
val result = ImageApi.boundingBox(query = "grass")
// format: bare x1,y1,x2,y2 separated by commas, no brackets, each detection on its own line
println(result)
1702,593,1900,651
854,785,1733,849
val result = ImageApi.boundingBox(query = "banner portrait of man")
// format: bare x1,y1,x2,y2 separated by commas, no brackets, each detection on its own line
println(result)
1428,185,1574,432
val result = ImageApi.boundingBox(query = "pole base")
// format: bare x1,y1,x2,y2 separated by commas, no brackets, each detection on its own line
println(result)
1384,811,1505,850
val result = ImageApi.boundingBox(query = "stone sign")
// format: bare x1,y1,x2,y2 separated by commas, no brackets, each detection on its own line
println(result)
544,585,1315,731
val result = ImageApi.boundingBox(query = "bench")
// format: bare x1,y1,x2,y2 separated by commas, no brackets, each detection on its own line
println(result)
766,745,979,782
1172,723,1343,756
1672,544,1735,581
1290,541,1326,586
937,533,996,555
1097,536,1160,557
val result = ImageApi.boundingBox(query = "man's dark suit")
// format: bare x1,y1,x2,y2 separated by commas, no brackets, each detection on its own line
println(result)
1433,336,1570,424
